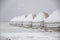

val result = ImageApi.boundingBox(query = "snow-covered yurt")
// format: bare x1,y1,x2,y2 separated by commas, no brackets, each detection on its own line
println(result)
45,10,60,32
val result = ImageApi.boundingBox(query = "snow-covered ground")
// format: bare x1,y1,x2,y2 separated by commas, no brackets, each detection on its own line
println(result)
0,32,60,40
0,22,60,40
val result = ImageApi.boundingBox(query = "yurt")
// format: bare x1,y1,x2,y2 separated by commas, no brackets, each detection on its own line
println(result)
23,13,36,28
32,12,48,29
45,10,60,32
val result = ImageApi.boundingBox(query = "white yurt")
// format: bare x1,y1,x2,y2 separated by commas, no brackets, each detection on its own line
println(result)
23,13,36,28
9,16,18,26
44,9,60,32
16,15,27,26
9,15,26,26
32,12,48,29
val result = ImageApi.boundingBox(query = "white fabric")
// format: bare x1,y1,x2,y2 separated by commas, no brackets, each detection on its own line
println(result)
45,10,60,22
44,10,60,31
9,16,19,25
33,12,44,22
10,16,18,22
17,15,26,22
9,15,26,26
23,13,36,28
32,12,48,28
